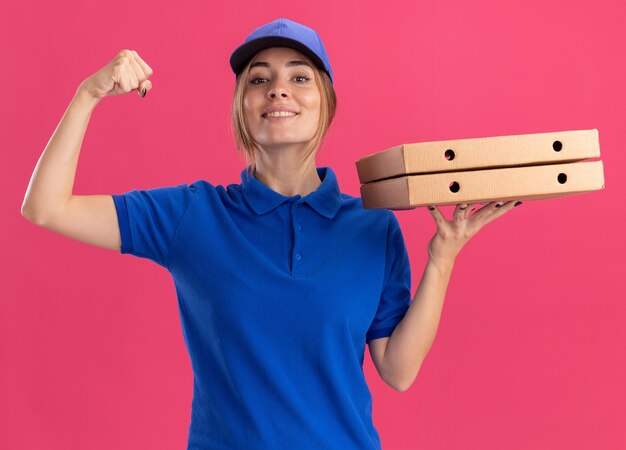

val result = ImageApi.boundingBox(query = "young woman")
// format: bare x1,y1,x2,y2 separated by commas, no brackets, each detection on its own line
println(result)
21,17,521,450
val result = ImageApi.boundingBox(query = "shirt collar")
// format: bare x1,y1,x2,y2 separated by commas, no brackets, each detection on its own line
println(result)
240,166,342,219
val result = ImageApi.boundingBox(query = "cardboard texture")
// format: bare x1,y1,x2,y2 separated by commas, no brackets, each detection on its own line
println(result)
356,129,605,210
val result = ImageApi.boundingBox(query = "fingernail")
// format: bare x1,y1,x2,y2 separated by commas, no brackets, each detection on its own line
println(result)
514,201,522,207
142,88,147,97
459,204,467,210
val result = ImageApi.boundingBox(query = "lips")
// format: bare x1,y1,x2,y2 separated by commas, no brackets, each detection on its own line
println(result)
262,111,299,118
261,105,299,117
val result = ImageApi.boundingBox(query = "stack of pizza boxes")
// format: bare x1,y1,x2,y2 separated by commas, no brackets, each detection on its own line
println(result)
356,129,605,210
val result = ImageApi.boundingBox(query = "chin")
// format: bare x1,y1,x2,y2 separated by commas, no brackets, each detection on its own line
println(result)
256,135,314,146
260,142,307,149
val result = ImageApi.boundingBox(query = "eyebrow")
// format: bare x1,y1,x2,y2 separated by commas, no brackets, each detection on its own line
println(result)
249,60,313,70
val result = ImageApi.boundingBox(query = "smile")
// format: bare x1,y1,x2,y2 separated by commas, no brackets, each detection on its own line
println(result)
262,112,299,120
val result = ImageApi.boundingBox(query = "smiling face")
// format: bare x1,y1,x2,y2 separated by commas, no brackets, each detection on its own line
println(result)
243,47,321,154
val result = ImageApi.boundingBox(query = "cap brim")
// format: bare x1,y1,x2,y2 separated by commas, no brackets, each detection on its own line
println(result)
229,36,330,81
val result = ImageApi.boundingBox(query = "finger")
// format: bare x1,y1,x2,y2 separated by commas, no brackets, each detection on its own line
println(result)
127,55,147,91
116,56,137,93
482,200,518,224
115,62,132,94
427,205,447,226
453,203,469,222
128,54,146,80
124,57,140,91
487,201,509,213
495,200,518,217
130,50,154,78
474,201,495,213
128,51,153,98
468,201,498,223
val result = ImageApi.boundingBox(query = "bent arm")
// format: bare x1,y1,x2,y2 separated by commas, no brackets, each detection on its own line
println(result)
22,85,100,222
21,85,121,251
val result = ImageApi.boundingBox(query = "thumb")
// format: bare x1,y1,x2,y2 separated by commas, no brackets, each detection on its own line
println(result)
138,79,152,98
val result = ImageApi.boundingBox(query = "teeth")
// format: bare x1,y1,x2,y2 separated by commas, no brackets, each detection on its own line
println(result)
265,111,297,118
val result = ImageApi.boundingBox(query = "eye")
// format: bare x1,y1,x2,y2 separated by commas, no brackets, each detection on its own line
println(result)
248,75,311,85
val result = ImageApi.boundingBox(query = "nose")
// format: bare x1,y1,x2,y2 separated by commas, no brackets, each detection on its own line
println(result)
267,79,288,99
268,89,287,98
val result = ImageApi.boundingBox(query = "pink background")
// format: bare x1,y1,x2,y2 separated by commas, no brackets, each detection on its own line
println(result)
3,0,625,449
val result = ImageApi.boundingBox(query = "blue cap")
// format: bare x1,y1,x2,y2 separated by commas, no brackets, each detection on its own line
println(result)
229,18,333,84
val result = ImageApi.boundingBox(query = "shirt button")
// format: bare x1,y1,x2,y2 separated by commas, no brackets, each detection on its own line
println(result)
296,253,302,260
297,224,302,231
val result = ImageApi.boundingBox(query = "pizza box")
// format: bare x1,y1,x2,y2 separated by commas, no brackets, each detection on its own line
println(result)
356,129,604,210
356,129,600,183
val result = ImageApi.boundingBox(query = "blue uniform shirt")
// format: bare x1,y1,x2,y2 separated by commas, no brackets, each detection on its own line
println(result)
112,166,412,449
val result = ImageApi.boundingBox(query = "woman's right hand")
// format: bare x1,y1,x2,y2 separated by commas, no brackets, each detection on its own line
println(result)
79,49,154,100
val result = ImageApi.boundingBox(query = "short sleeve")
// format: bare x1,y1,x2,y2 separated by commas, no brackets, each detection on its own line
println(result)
366,213,412,343
111,183,196,268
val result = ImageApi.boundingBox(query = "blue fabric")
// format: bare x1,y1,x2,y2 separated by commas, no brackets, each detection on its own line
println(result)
229,18,334,83
111,166,412,450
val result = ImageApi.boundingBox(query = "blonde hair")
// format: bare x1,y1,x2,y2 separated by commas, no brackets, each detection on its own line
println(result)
230,51,337,177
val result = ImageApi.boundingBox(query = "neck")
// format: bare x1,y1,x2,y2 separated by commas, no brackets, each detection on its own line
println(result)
253,150,322,197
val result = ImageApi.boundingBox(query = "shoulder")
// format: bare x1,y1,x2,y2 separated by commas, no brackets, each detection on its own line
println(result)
338,192,397,234
186,178,248,210
187,179,236,196
340,192,395,220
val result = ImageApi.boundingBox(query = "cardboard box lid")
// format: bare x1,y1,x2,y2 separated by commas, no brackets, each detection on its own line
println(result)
356,129,600,184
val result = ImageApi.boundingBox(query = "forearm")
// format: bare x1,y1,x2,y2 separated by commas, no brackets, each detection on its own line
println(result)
384,255,455,391
21,85,101,224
